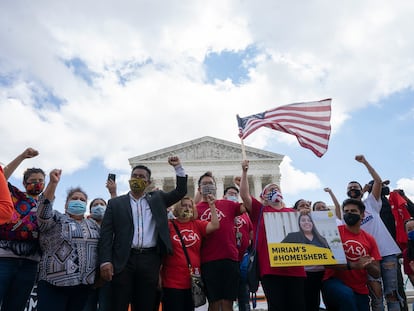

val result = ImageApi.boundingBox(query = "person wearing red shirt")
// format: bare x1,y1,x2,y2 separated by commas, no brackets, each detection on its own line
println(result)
322,198,381,311
0,147,45,311
346,155,401,311
0,166,13,224
223,185,253,311
196,172,246,311
161,196,219,311
239,160,306,311
402,218,414,298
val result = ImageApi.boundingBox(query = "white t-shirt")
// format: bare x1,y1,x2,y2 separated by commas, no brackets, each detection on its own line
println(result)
361,193,401,257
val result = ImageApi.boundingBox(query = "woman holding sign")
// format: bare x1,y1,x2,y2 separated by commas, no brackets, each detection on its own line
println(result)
282,213,330,311
240,160,306,311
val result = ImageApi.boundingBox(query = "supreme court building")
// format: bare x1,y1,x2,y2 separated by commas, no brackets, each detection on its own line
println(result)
128,136,284,198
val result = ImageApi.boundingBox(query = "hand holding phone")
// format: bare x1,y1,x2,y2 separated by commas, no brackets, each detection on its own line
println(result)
108,173,116,182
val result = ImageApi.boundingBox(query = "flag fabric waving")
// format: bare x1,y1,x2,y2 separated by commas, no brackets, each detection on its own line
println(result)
237,99,332,157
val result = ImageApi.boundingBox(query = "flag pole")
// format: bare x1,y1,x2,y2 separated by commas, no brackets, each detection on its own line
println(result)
240,138,247,160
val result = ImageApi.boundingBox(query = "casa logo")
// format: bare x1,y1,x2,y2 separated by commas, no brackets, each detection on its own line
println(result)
234,216,247,229
342,239,367,261
200,208,225,222
361,214,374,226
173,229,200,247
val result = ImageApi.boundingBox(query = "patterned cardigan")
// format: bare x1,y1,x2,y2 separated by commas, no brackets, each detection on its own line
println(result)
37,197,100,286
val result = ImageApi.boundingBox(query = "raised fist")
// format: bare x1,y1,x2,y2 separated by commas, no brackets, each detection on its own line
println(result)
168,156,181,167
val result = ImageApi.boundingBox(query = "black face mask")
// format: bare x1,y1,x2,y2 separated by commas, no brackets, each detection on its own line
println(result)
347,189,362,199
343,213,361,226
382,187,390,196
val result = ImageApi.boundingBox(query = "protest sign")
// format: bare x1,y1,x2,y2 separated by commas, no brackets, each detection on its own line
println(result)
264,211,346,267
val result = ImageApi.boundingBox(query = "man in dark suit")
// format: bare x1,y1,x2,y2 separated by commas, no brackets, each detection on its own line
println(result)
99,156,187,311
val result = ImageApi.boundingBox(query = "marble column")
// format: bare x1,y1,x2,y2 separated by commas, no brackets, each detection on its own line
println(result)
253,175,263,198
193,179,199,199
153,178,164,191
215,176,224,199
272,174,282,190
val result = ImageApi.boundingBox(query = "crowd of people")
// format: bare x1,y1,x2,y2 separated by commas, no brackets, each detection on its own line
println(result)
1,147,414,311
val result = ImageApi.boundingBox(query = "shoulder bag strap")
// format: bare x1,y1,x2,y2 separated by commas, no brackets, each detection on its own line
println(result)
171,220,193,272
253,205,264,251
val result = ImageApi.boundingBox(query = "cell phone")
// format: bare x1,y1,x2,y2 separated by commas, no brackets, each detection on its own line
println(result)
108,173,116,182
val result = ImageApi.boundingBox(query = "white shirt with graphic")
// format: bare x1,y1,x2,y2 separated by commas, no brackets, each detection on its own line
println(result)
361,193,401,257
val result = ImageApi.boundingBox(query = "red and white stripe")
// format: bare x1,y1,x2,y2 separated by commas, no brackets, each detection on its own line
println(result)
238,99,332,157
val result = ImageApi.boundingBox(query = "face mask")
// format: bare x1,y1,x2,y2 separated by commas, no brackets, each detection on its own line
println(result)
347,189,362,199
266,189,283,203
200,184,217,196
91,204,106,220
226,195,239,203
25,182,45,195
177,208,193,220
408,231,414,241
129,178,147,194
67,200,87,216
382,187,390,196
343,213,361,226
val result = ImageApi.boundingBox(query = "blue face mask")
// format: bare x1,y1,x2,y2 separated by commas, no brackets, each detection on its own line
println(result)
408,230,414,241
226,195,239,203
91,204,106,220
67,200,87,216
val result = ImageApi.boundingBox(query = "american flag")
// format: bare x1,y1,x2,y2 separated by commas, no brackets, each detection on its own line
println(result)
237,99,332,157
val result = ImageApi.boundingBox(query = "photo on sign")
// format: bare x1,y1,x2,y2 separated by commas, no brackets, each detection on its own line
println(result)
263,211,346,267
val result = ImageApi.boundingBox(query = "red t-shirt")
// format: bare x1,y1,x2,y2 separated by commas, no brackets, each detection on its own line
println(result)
235,213,253,261
324,225,382,294
0,167,14,225
250,197,306,278
403,248,414,275
161,220,209,289
197,199,241,263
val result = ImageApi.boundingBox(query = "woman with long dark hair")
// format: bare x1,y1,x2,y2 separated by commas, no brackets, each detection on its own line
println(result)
283,213,329,248
240,160,307,311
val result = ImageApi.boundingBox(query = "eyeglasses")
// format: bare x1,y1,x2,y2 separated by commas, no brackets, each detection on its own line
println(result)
226,191,238,196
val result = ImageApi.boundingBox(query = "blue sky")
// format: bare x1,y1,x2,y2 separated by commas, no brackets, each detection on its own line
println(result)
1,0,414,212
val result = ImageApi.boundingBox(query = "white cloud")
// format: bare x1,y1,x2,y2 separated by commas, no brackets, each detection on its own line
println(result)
279,156,322,195
1,0,414,197
396,178,414,201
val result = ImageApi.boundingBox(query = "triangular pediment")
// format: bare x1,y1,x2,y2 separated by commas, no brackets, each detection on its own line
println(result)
129,136,284,163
